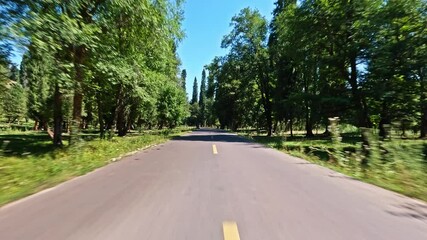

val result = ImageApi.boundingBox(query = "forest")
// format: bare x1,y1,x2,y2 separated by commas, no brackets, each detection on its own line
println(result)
0,0,188,146
196,0,427,139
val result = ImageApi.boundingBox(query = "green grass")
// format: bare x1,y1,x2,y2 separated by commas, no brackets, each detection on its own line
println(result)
0,128,190,206
245,133,427,202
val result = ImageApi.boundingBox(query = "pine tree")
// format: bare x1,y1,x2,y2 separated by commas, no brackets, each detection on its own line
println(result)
191,77,198,104
9,64,19,82
181,69,187,91
199,69,207,126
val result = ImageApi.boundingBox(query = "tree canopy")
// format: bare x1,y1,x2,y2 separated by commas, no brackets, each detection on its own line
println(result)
1,0,188,144
206,0,427,138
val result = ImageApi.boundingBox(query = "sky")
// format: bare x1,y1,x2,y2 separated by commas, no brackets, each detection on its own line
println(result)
177,0,275,95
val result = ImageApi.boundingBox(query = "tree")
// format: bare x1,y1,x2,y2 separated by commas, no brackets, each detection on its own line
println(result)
6,0,187,144
206,59,219,99
199,69,207,126
269,0,297,135
191,77,198,104
209,55,260,131
157,82,188,129
21,50,52,131
181,69,187,91
206,0,426,140
9,64,19,82
221,8,274,136
367,0,426,138
2,82,27,123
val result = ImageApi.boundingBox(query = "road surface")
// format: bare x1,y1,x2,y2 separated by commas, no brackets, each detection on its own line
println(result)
0,129,426,240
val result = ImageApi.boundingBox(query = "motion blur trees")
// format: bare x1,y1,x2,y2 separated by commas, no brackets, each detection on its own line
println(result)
1,0,187,144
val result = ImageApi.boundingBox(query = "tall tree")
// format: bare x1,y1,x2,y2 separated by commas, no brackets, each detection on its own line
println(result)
206,58,219,99
199,69,207,126
269,0,298,135
191,77,198,104
222,8,274,136
181,69,187,91
9,64,19,82
367,0,426,137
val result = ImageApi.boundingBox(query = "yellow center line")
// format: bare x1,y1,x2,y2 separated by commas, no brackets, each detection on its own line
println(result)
212,144,218,155
223,221,240,240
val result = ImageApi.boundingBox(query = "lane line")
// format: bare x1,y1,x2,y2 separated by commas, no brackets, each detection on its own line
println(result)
212,144,218,155
223,221,240,240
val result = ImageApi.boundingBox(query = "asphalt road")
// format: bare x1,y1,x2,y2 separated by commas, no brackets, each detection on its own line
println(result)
0,129,426,240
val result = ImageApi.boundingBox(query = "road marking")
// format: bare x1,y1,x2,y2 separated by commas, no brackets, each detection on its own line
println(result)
223,221,240,240
212,144,218,154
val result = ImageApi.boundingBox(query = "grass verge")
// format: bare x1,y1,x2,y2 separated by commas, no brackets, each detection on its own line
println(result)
0,128,190,207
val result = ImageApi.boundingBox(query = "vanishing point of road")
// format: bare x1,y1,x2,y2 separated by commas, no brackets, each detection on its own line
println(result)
0,129,426,240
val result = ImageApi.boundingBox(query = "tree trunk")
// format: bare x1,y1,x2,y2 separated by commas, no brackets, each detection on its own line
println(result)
72,46,86,140
289,117,293,137
348,55,371,128
97,93,105,139
379,102,391,139
33,121,39,131
420,68,427,138
303,73,314,138
421,106,427,139
305,111,314,137
257,68,273,137
53,84,63,146
42,121,48,132
115,85,127,137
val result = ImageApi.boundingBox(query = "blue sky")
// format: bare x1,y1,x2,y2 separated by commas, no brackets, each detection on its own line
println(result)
177,0,275,95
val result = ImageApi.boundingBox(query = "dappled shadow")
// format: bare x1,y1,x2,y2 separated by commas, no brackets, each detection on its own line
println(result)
252,134,362,145
0,133,56,157
172,129,251,143
251,145,268,149
386,202,427,220
328,174,360,182
0,132,99,157
295,162,315,165
173,134,250,143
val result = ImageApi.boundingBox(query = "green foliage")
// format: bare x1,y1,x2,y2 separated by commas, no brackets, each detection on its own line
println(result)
156,82,189,129
209,8,272,132
180,69,187,91
22,51,54,126
207,0,427,139
2,0,188,142
199,69,207,125
188,102,200,127
191,77,198,104
1,82,27,122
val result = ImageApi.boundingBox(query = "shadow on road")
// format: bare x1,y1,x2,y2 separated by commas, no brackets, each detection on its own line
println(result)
386,202,427,220
172,129,252,143
173,134,250,143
